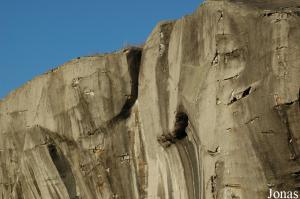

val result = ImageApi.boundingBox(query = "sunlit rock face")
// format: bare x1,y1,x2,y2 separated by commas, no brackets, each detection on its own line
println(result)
1,0,300,198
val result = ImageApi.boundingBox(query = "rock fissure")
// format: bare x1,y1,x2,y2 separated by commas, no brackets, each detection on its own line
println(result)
110,48,142,124
157,112,189,148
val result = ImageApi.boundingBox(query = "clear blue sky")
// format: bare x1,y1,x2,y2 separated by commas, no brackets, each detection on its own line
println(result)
0,0,203,99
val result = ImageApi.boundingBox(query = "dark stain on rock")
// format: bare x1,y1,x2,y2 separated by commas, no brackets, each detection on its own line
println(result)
211,161,225,199
28,166,41,197
177,139,200,199
156,22,175,137
110,48,142,123
15,182,24,199
47,144,77,199
274,102,299,161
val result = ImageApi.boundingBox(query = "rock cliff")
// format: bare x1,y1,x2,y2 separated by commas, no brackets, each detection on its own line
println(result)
1,0,300,198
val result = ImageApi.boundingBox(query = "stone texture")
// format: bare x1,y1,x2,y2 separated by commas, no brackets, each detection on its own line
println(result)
1,0,300,198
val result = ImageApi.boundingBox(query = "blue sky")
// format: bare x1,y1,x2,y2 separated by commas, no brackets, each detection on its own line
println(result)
0,0,203,99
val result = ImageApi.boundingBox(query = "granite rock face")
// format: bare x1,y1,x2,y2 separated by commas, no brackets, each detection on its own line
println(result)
1,0,300,198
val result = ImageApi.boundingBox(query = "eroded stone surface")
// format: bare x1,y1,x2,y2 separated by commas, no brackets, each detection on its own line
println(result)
1,0,300,198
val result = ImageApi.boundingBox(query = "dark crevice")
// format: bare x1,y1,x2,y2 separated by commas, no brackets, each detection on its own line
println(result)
274,88,299,109
263,12,274,17
223,74,239,81
276,99,298,107
207,146,221,156
245,116,260,125
276,46,288,50
48,144,78,199
229,97,238,105
110,48,142,124
211,51,219,66
262,11,291,17
211,161,225,199
274,104,298,161
228,86,253,105
292,170,300,178
157,112,189,148
217,10,223,22
173,112,189,139
260,130,276,134
224,49,242,58
242,87,251,97
211,175,217,199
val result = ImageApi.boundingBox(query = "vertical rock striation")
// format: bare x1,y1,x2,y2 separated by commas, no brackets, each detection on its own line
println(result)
1,0,300,198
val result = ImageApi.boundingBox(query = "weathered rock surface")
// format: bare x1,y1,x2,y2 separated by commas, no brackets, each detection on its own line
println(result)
1,0,300,198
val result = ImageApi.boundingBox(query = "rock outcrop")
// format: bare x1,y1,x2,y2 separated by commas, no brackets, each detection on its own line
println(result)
1,0,300,198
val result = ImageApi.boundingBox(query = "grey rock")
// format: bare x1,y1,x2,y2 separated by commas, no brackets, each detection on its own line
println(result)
1,0,300,198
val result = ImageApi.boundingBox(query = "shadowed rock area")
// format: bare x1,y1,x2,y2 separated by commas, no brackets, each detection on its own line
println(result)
1,0,300,198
